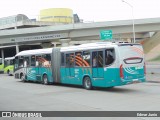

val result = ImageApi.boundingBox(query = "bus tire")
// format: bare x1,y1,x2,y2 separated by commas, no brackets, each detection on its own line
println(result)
83,77,92,90
20,73,25,82
43,74,48,85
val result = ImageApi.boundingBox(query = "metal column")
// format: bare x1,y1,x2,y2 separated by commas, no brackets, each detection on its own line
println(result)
1,49,4,64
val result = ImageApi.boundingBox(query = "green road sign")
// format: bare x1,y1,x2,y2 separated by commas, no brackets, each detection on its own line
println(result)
100,30,112,40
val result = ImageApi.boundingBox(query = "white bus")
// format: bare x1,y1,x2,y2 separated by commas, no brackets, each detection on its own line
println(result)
14,42,146,89
0,58,4,73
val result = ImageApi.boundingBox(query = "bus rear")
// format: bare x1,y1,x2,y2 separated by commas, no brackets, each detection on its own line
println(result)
118,43,146,85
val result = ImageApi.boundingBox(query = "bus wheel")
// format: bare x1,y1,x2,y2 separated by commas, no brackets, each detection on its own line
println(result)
20,74,25,82
43,75,48,85
83,77,92,90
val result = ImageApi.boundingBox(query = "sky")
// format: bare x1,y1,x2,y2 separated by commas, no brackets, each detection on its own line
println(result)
0,0,160,22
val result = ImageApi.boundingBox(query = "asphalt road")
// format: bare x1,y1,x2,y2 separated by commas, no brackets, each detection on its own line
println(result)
0,74,159,120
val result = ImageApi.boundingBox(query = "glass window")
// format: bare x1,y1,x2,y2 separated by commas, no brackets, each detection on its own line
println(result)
92,51,103,67
98,51,103,67
42,54,51,62
123,57,143,64
92,52,97,67
24,56,30,67
61,53,65,66
10,59,14,65
105,49,115,66
41,54,51,67
75,52,82,67
66,54,70,67
4,60,9,67
31,55,36,66
19,56,24,67
15,56,19,69
36,56,41,67
83,51,90,67
65,53,74,67
69,53,74,67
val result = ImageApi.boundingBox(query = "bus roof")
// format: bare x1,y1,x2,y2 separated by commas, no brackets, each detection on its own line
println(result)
15,42,141,56
61,42,141,52
15,48,52,56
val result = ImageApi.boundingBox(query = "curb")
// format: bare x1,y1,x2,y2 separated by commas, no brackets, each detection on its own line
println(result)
147,81,160,83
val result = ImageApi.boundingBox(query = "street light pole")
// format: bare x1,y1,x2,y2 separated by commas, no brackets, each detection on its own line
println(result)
122,0,135,43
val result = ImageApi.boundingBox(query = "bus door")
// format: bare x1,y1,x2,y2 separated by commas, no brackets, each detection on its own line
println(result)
35,55,41,80
92,51,104,78
104,48,117,84
24,56,30,80
30,55,37,81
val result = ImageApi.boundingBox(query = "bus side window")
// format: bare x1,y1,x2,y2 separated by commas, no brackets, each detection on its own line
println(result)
24,56,30,67
42,54,51,67
65,53,74,67
66,54,70,67
105,49,115,66
92,52,97,67
83,51,90,67
92,51,103,67
14,56,19,69
10,59,14,65
18,56,24,67
75,52,82,67
36,56,41,67
4,60,9,67
98,51,103,67
31,55,35,66
69,53,74,67
61,53,65,66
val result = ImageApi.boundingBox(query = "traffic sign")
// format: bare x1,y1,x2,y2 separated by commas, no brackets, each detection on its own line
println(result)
100,30,112,40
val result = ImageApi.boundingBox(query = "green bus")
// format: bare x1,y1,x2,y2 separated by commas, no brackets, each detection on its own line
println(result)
14,42,146,89
4,57,15,75
0,58,4,73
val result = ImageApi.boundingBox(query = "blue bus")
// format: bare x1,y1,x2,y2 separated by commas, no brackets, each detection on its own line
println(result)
14,42,146,89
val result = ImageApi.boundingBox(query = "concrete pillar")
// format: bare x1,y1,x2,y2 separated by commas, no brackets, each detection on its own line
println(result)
1,49,4,64
59,38,71,47
16,44,19,54
51,43,57,47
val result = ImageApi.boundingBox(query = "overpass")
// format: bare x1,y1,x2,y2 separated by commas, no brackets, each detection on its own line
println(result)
0,17,160,57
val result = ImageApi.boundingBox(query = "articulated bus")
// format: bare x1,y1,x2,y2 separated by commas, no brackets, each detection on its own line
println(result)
4,57,15,75
0,58,4,73
14,42,146,89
